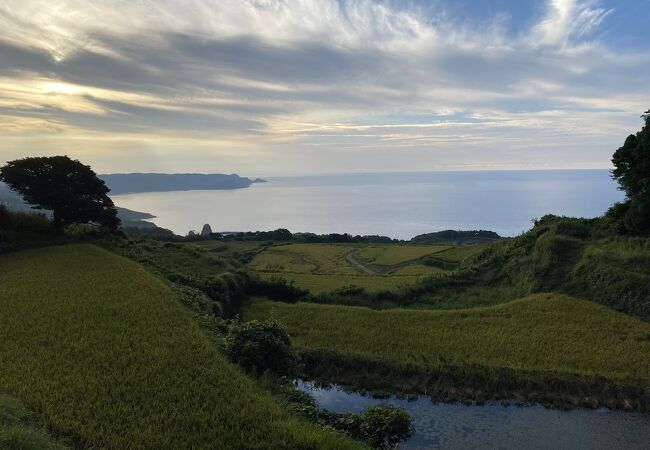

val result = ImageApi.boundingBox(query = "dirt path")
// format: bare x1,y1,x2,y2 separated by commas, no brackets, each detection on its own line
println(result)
345,249,426,275
345,249,377,275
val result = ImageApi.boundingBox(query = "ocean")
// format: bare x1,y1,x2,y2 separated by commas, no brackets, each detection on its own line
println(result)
112,169,624,239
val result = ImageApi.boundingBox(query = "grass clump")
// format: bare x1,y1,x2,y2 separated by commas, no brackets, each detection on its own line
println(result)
0,244,364,449
0,394,67,450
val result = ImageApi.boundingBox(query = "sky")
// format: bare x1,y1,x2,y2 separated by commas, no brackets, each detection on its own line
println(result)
0,0,649,176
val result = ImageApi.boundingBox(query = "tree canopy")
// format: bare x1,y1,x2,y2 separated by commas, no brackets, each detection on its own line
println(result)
0,156,120,230
609,110,650,234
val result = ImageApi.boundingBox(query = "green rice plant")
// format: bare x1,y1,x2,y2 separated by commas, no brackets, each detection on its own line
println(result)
0,394,68,450
244,294,650,382
0,244,364,449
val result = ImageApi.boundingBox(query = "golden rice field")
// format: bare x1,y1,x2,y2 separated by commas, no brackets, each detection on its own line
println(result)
249,243,451,293
355,244,451,265
430,244,488,262
0,244,363,450
244,294,650,382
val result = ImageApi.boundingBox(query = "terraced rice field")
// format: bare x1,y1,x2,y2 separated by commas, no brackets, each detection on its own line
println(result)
244,294,650,382
0,244,363,450
249,243,452,293
355,245,451,265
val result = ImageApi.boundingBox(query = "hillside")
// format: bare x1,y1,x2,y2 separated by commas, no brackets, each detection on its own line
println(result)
0,244,362,449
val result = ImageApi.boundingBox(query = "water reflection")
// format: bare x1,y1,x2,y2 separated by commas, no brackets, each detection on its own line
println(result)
297,380,650,450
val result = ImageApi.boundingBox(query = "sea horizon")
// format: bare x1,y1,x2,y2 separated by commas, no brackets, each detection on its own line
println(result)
113,168,624,239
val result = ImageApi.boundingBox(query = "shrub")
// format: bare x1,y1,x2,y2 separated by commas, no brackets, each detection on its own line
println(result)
0,205,51,233
224,320,298,377
63,223,103,237
254,277,308,302
359,405,413,450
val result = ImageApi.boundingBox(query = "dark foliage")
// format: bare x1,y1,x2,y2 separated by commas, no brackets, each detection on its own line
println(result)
0,156,119,230
224,320,298,377
0,204,71,254
253,277,309,302
212,228,401,243
411,229,502,244
608,110,650,234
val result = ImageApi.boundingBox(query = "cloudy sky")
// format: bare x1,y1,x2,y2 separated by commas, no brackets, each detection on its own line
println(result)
0,0,648,175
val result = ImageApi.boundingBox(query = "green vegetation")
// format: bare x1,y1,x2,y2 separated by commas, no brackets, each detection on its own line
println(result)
0,244,363,449
608,109,650,234
225,320,299,377
0,394,67,450
461,215,650,319
104,237,258,317
244,294,650,382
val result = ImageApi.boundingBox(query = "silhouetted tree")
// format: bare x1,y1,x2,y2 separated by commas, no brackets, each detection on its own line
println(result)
0,156,120,230
609,110,650,234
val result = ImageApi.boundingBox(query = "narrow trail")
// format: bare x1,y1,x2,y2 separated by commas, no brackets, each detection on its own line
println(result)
345,248,429,275
345,249,377,275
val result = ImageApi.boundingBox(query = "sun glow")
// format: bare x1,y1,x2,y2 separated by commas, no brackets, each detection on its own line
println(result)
43,82,83,95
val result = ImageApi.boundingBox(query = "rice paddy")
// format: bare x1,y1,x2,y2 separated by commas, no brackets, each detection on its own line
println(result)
355,245,451,265
0,244,364,449
249,243,455,293
243,294,650,382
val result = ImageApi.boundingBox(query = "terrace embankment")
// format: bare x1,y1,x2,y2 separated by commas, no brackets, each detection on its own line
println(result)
244,295,650,411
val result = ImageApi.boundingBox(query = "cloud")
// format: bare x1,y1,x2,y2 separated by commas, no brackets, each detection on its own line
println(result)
0,0,647,174
531,0,613,47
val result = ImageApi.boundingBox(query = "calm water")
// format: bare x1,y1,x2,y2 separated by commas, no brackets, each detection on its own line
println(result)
297,381,650,450
113,170,623,239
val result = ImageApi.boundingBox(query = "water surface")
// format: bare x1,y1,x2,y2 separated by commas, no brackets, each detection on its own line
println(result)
113,170,623,239
297,381,650,450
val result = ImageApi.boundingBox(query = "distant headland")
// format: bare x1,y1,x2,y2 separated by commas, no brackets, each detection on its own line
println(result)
99,173,266,195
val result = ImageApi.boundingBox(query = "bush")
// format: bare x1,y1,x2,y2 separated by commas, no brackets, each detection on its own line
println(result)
0,205,51,233
224,320,298,377
63,223,104,236
359,405,413,450
254,277,308,302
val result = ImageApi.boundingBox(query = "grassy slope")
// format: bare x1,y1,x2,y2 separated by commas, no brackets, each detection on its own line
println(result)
0,244,363,449
244,294,650,382
460,218,650,319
